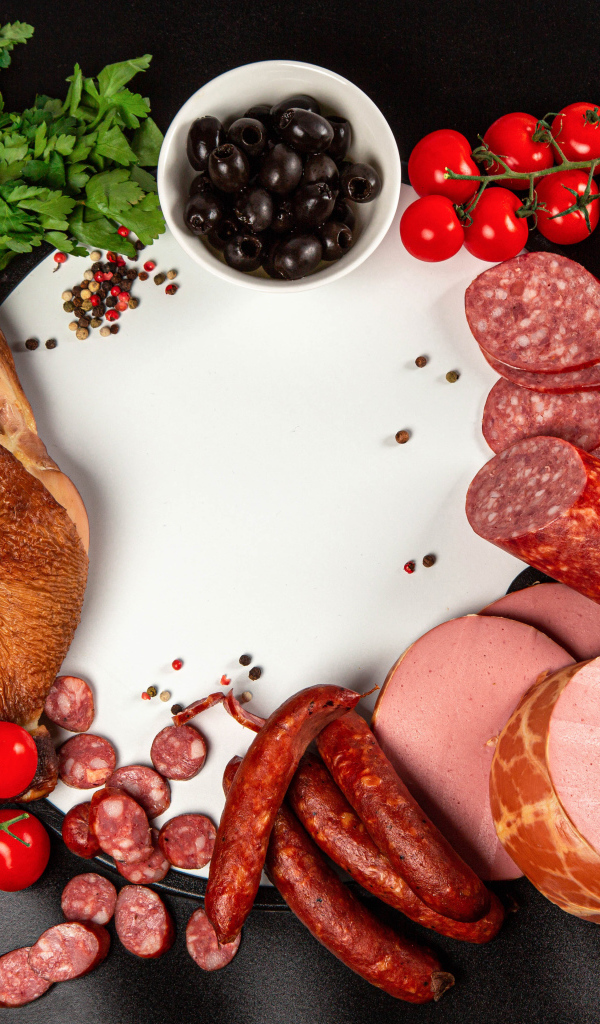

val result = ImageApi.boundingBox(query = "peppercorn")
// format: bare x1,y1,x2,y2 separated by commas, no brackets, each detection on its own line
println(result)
172,659,183,671
91,318,102,328
165,284,178,295
403,560,416,574
239,654,252,666
61,290,73,301
135,240,146,251
76,328,89,340
110,324,119,334
81,300,93,312
446,370,459,383
99,286,109,299
99,326,111,337
422,554,436,568
88,280,99,293
53,251,67,265
159,690,171,702
154,273,166,285
167,269,178,280
82,269,94,282
171,704,183,715
395,430,410,444
146,685,158,698
25,338,38,350
144,260,156,272
63,301,74,312
120,280,131,292
90,295,100,307
72,295,82,308
128,297,139,310
248,666,262,681
106,296,117,308
80,288,91,300
106,251,117,263
68,321,78,332
241,690,253,703
127,269,138,280
138,271,149,281
78,317,90,327
45,338,57,349
141,692,150,701
415,355,428,368
72,285,82,295
117,225,129,238
106,309,119,322
89,251,102,262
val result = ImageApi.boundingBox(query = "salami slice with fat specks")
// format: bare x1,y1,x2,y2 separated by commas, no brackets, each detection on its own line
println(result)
150,724,207,781
0,948,52,1007
115,885,175,959
482,348,600,394
116,828,170,884
28,922,110,982
158,813,216,869
466,252,600,373
106,765,171,819
58,734,116,790
61,802,100,859
44,675,95,732
61,873,117,925
89,788,153,865
186,907,240,971
482,378,600,454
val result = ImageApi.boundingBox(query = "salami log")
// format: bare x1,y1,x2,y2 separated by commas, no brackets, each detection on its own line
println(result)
186,908,240,971
466,437,600,601
61,872,117,925
62,801,100,859
0,948,52,1007
114,885,175,959
89,788,153,865
44,675,94,732
58,734,116,790
482,349,600,394
105,765,171,819
150,724,206,781
465,252,600,373
158,813,216,869
116,828,170,884
482,378,600,454
28,922,110,982
480,581,600,661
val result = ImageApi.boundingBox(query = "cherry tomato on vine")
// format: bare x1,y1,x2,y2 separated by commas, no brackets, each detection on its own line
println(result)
0,810,50,891
0,722,37,798
482,113,554,189
408,129,479,204
400,195,465,262
535,170,600,244
462,187,529,262
552,103,600,170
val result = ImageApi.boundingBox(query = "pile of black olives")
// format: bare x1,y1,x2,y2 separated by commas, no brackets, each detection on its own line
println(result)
183,95,382,281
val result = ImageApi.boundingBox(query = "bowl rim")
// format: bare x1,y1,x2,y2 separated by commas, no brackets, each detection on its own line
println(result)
157,59,401,293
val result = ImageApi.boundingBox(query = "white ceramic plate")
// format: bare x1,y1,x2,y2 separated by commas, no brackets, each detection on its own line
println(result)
0,188,522,881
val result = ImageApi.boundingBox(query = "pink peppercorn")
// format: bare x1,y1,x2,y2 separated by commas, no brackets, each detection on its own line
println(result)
172,659,183,671
105,309,120,322
106,251,117,263
143,260,156,272
117,226,129,237
90,295,100,307
116,257,126,267
94,271,104,283
110,285,121,296
102,272,113,281
53,252,67,264
141,692,151,701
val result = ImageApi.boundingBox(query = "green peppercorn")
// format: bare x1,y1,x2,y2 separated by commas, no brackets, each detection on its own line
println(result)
146,685,158,698
63,300,74,312
446,370,459,383
154,272,166,285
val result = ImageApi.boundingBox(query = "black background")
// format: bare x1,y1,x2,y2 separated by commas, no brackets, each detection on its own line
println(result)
2,2,600,1021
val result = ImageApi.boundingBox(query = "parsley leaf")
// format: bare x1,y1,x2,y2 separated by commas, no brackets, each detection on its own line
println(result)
131,117,163,166
0,22,34,68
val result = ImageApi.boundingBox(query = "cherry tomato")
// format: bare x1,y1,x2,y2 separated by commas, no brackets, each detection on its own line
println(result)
463,187,529,262
408,129,479,205
400,195,465,262
0,810,50,891
535,170,600,244
552,103,600,171
0,722,37,798
482,113,554,189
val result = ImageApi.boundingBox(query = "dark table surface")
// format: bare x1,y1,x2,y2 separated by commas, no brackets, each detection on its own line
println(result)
2,2,600,1021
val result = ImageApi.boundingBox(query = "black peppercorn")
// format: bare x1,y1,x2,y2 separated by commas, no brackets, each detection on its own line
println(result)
248,666,262,681
239,654,252,666
25,338,38,350
106,296,117,308
45,338,57,349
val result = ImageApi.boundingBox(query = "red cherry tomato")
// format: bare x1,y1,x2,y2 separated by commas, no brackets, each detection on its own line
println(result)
463,187,529,262
0,722,38,798
0,810,50,891
552,103,600,171
482,113,554,189
535,170,600,244
408,129,479,205
400,195,465,262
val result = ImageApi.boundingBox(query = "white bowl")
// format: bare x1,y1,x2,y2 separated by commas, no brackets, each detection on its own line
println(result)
157,60,401,293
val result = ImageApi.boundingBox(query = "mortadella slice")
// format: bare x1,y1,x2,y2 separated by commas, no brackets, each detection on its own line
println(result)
480,582,600,661
482,379,600,454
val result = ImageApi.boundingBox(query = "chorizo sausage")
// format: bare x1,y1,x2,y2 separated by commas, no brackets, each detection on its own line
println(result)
150,724,206,781
114,885,175,959
44,674,94,732
116,828,170,884
61,801,100,859
158,814,216,869
58,734,116,790
186,908,240,971
61,872,117,925
28,922,110,982
89,788,152,865
0,948,52,1007
105,765,171,819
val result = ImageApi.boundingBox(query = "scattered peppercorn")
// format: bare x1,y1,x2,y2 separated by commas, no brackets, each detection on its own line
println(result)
144,260,156,272
422,554,436,567
45,338,57,349
127,269,138,280
128,297,139,310
248,666,262,681
68,321,78,332
415,355,427,368
403,560,416,574
106,309,119,322
239,654,252,666
80,289,91,300
81,300,93,312
141,691,150,701
167,269,178,280
88,281,99,293
72,285,82,295
99,326,111,337
159,690,171,702
172,658,183,670
146,685,158,698
106,296,117,308
25,337,38,350
72,295,82,308
91,318,102,328
446,370,459,383
82,269,94,282
63,301,74,312
154,273,166,286
110,324,119,335
53,251,67,265
61,290,72,301
165,283,178,295
90,251,102,262
76,328,89,340
395,430,410,444
241,690,253,703
135,240,146,251
138,271,149,281
117,225,129,237
106,251,117,262
171,704,183,715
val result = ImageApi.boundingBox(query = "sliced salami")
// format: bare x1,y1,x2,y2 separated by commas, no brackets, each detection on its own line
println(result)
58,734,116,790
482,378,600,454
116,828,170,884
114,885,175,959
466,437,600,601
28,922,110,982
89,788,153,865
0,948,52,1007
150,724,207,781
186,907,240,971
482,348,600,394
44,675,95,733
157,814,216,869
105,765,171,819
61,801,100,859
466,252,600,373
61,873,117,925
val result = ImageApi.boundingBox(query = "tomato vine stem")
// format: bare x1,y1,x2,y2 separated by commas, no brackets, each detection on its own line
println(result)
0,813,31,846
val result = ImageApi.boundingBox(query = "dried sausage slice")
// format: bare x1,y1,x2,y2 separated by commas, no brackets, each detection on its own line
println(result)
116,828,170,884
58,734,116,790
186,908,240,970
61,801,99,859
482,349,600,393
44,675,94,732
89,788,152,865
0,948,52,1007
105,765,171,819
150,724,206,781
28,922,110,982
114,885,175,959
61,873,117,925
482,378,600,454
158,814,216,869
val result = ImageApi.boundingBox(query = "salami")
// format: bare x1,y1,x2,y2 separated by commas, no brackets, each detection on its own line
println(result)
58,734,116,790
105,765,171,819
61,801,100,859
482,349,600,394
466,437,600,601
482,378,600,454
28,922,110,982
0,948,52,1007
158,813,216,869
186,908,240,970
116,828,170,884
89,788,153,865
114,885,175,959
150,724,206,781
61,873,117,925
465,252,600,373
44,675,94,732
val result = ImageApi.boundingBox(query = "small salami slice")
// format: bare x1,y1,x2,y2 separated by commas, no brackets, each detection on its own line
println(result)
44,675,95,733
482,348,600,394
116,828,170,884
482,378,600,454
58,734,116,790
62,802,100,859
0,948,52,1007
150,725,206,781
89,788,153,865
28,922,110,982
61,873,117,925
114,885,175,959
105,765,171,819
186,907,240,971
157,814,216,869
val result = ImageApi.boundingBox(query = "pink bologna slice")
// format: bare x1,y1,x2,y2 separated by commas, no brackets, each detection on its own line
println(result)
370,614,574,879
480,582,600,661
465,252,600,373
58,734,116,790
0,948,52,1007
44,675,95,732
482,378,600,454
481,348,600,394
466,437,600,602
105,765,171,819
186,907,240,970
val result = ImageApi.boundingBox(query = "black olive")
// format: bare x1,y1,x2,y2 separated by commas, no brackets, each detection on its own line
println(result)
234,186,274,232
293,183,337,228
258,143,303,195
277,109,334,154
187,116,225,172
326,116,352,162
318,221,354,261
189,172,214,196
271,200,295,234
224,233,265,272
245,103,272,124
262,237,285,278
184,191,224,235
270,94,321,122
228,118,268,158
332,198,355,230
207,216,239,251
273,234,323,280
208,143,250,193
302,153,339,188
340,162,382,203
